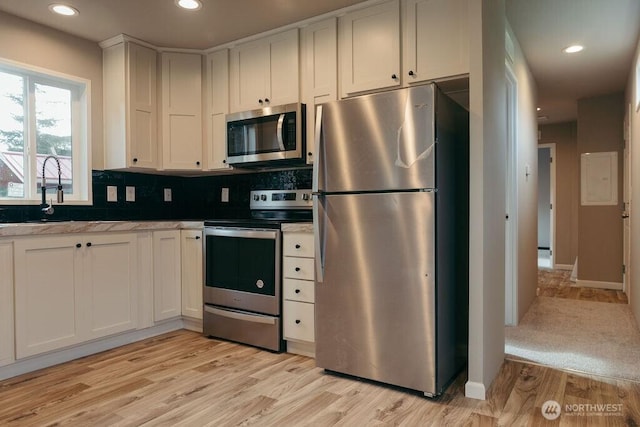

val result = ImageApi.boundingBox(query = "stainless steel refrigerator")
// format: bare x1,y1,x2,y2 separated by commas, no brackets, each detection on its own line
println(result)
312,83,469,397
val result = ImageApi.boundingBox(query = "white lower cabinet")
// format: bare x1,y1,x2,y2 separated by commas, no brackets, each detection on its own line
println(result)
153,230,182,321
181,229,203,321
0,241,14,366
282,227,315,357
14,233,138,359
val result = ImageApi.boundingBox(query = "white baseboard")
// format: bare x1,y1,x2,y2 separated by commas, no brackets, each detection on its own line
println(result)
183,316,203,333
576,279,623,291
554,264,574,271
465,381,486,400
0,318,184,381
286,340,315,358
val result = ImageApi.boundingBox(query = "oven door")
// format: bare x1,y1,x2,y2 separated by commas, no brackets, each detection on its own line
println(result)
204,227,281,316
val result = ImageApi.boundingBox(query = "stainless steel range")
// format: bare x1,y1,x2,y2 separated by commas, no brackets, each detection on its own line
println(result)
203,189,312,351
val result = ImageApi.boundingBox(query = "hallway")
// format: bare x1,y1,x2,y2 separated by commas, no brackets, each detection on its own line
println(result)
505,267,640,382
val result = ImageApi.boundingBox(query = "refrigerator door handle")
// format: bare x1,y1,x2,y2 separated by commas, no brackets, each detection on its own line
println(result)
312,105,323,194
313,193,325,283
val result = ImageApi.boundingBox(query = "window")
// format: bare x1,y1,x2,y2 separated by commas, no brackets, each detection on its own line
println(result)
0,59,91,204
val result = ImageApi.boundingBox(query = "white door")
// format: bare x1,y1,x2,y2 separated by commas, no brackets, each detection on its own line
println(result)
153,230,182,321
84,233,138,339
623,103,632,293
505,64,518,326
14,236,83,358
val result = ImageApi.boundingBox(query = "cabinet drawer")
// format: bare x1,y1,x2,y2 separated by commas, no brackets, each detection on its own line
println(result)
283,256,315,281
283,232,315,258
283,278,315,303
283,300,315,343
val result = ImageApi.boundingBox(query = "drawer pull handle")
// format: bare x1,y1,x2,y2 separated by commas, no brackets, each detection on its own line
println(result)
295,319,301,324
295,267,301,272
295,244,301,249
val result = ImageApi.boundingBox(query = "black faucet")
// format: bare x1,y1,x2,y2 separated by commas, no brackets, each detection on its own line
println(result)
41,155,64,215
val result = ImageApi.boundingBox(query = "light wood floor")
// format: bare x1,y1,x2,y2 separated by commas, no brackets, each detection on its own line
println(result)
537,268,628,303
1,330,639,426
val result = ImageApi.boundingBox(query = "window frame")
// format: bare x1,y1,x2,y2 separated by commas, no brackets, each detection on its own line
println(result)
0,58,92,205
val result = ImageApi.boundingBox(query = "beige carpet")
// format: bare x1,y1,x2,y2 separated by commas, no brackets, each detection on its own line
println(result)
505,296,640,382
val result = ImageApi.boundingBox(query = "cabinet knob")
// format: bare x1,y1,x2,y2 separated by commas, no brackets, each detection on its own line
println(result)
196,161,201,166
264,98,270,103
132,158,138,163
295,289,300,294
86,242,92,247
295,319,301,324
222,159,226,164
295,244,301,249
76,243,82,248
308,152,313,157
295,267,301,272
195,236,201,240
391,74,398,80
408,70,415,76
258,99,263,104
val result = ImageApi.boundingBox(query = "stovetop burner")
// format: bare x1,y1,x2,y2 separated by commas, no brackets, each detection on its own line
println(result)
205,189,312,228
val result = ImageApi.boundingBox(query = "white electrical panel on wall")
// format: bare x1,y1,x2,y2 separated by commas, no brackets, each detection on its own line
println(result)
580,151,618,206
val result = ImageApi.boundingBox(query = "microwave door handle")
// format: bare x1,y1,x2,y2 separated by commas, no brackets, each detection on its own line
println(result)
276,113,286,151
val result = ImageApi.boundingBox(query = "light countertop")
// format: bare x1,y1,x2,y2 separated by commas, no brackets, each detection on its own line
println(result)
0,220,204,237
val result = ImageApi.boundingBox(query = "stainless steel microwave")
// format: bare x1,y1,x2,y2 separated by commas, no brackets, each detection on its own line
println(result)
226,103,306,167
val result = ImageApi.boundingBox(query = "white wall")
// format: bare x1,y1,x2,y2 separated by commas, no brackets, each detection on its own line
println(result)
628,34,640,326
0,11,104,169
465,0,507,400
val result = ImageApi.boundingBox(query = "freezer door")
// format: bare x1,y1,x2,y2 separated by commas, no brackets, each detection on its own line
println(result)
315,191,436,394
316,85,435,192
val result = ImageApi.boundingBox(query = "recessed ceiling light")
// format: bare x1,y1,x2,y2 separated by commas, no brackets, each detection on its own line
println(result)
48,4,79,16
175,0,202,10
562,45,584,54
536,107,541,111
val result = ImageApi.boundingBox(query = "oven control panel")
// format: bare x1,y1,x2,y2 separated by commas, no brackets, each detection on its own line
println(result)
250,189,313,210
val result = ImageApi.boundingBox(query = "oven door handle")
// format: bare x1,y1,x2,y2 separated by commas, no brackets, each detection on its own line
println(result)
205,228,278,240
204,306,277,325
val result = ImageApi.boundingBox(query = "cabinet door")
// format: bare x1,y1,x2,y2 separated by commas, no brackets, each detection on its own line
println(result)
128,42,158,168
181,230,203,319
268,29,300,107
339,0,401,97
205,50,231,170
153,230,182,321
0,241,14,366
14,236,83,358
404,0,469,84
161,52,203,170
229,39,269,112
83,233,138,339
301,18,337,164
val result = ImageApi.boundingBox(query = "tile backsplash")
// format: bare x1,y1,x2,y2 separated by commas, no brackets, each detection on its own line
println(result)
0,168,312,223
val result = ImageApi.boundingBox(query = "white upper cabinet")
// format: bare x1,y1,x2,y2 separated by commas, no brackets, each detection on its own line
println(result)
301,18,337,164
339,0,401,98
103,40,158,170
403,0,469,84
229,29,299,113
205,49,231,171
160,52,203,170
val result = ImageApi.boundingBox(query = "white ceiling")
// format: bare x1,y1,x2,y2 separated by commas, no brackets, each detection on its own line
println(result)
1,0,639,124
506,0,640,123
